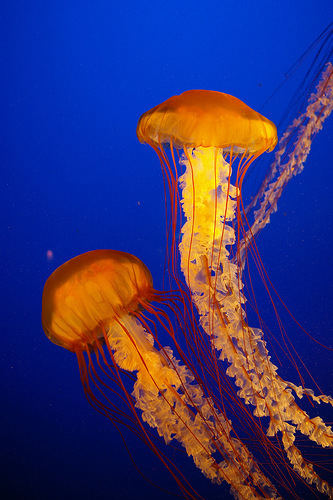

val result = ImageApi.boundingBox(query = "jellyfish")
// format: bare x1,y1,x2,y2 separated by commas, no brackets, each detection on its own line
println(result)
137,86,333,497
42,249,282,500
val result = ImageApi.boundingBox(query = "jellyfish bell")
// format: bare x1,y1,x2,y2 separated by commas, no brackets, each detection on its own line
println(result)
137,89,277,154
41,249,170,399
42,249,154,353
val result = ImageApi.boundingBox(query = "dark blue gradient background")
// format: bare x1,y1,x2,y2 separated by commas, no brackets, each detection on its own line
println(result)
1,2,332,499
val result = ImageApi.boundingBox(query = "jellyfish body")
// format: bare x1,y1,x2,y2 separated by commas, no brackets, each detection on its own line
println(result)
42,249,153,350
42,249,281,500
137,89,333,497
137,90,277,152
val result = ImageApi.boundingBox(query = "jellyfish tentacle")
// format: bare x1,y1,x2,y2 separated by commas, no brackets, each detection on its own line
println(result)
178,146,333,497
240,62,333,256
106,313,280,500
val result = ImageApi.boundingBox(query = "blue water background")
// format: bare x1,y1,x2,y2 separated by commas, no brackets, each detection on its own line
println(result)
1,1,333,499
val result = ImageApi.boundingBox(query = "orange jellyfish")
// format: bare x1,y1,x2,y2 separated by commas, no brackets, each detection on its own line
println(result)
137,89,333,497
42,249,281,500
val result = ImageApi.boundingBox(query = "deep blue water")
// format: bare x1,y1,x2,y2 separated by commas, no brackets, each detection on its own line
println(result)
1,2,333,499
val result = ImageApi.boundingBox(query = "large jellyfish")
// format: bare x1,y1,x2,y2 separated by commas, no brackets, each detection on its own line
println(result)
137,72,333,497
42,249,282,500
